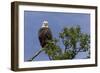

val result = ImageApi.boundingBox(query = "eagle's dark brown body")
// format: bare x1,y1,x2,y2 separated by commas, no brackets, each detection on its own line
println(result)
38,27,52,48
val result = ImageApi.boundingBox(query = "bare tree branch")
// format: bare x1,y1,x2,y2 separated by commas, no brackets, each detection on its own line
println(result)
27,48,45,61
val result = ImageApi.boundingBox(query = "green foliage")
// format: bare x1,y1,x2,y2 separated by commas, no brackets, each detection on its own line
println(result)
44,25,90,60
59,26,81,51
44,39,62,60
61,50,76,59
80,33,90,51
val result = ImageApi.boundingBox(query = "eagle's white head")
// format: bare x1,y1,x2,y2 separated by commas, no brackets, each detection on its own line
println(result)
42,20,48,28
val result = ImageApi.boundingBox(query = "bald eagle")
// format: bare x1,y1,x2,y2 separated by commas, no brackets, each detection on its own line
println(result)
38,21,52,48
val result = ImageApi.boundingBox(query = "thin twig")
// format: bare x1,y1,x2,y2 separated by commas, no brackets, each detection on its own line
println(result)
48,56,52,60
27,48,45,61
75,48,84,55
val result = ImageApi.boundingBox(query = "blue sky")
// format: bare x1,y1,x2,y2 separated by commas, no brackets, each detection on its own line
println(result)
24,11,90,61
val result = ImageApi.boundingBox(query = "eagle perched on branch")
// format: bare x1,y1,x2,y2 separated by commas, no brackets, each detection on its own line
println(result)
38,21,52,48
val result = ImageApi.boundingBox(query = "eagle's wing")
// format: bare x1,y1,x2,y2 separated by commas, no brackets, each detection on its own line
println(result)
38,28,52,47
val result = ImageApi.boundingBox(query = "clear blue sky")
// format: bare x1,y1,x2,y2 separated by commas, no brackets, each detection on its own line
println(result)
24,11,90,61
